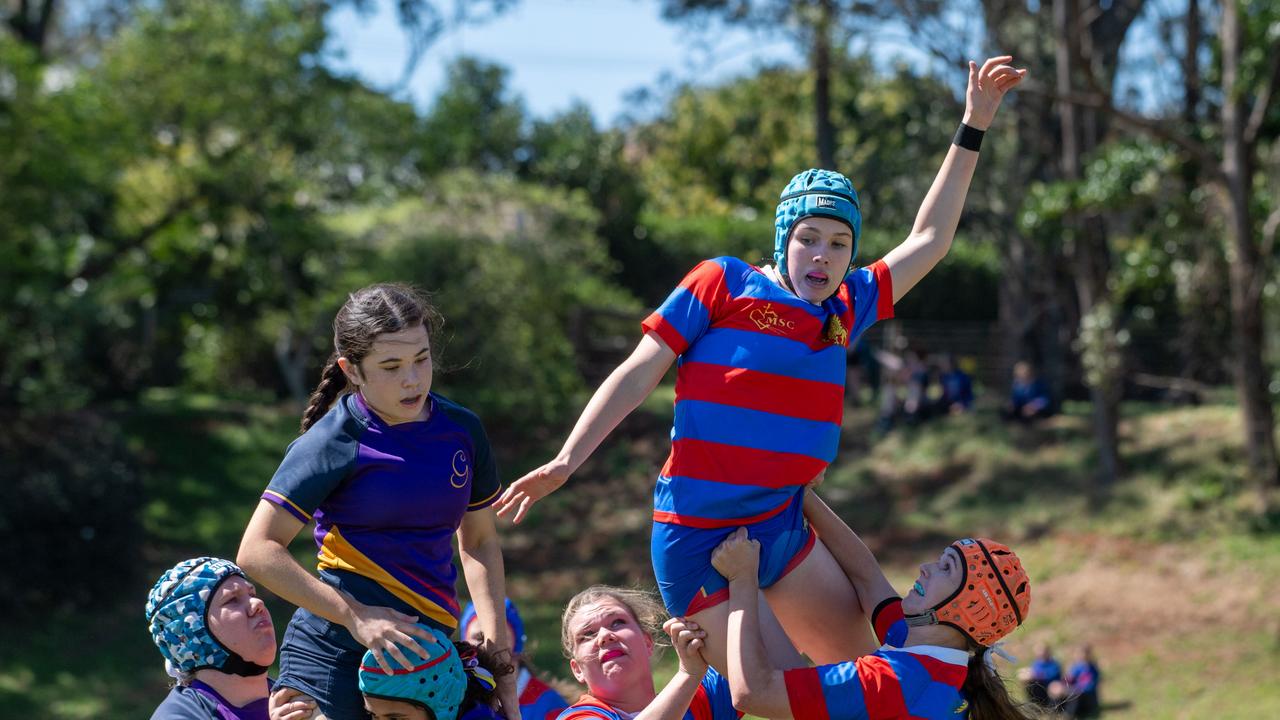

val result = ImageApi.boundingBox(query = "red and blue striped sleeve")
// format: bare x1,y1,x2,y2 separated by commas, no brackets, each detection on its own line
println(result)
641,259,735,355
520,684,570,720
871,596,907,648
687,667,741,720
843,260,894,346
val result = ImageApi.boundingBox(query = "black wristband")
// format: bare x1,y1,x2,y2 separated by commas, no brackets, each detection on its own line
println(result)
953,122,985,152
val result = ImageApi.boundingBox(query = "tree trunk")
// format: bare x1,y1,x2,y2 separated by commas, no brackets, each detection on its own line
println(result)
1056,0,1121,487
1177,0,1215,381
813,0,836,170
6,0,58,55
1220,0,1279,486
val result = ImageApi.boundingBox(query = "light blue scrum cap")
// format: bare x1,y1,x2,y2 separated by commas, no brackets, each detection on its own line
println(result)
358,624,469,720
773,168,862,282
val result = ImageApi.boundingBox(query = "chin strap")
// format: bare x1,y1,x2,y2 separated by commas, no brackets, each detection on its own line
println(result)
211,652,271,677
904,610,938,628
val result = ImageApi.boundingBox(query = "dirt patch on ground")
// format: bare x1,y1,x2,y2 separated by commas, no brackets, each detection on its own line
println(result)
1003,533,1279,665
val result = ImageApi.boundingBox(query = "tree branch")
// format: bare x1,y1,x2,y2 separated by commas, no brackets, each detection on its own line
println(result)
1261,208,1280,275
1243,41,1280,147
77,194,198,282
1021,81,1224,183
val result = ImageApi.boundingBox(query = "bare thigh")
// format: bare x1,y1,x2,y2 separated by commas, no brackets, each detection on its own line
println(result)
762,536,878,664
688,591,806,678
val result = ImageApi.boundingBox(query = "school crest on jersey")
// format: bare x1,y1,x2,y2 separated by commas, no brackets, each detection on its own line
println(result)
449,449,472,488
749,303,796,335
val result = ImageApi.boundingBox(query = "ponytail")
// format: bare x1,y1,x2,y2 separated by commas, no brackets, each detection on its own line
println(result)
300,354,348,433
962,649,1040,720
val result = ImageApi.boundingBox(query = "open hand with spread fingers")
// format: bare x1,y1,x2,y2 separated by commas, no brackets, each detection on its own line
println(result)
494,458,571,524
963,55,1028,131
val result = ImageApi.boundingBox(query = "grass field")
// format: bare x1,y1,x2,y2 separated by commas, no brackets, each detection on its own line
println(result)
2,389,1277,719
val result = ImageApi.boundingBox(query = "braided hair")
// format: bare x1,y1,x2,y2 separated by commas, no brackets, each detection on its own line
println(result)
300,283,442,433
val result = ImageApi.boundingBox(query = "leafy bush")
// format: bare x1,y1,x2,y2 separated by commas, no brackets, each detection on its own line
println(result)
329,170,640,435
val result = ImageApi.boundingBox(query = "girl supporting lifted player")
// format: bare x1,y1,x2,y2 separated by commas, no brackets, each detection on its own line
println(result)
496,57,1028,675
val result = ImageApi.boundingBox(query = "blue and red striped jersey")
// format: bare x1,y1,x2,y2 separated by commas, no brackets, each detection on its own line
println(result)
783,598,970,719
642,256,893,527
519,670,570,720
556,667,738,720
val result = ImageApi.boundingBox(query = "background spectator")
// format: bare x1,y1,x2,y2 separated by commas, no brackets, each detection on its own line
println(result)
1003,361,1053,422
1016,642,1062,709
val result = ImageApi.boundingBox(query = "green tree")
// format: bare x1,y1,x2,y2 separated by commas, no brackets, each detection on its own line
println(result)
420,56,526,173
333,170,639,431
0,0,424,407
660,0,887,169
521,103,653,299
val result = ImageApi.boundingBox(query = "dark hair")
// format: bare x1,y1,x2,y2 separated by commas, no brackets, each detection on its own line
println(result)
962,647,1041,720
455,640,515,715
300,283,442,433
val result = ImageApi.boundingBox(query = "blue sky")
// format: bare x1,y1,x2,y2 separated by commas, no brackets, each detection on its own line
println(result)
325,0,813,125
324,0,1170,126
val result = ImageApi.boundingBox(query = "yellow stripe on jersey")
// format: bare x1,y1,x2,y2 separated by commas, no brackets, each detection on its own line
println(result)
468,485,501,509
316,525,458,629
263,490,312,522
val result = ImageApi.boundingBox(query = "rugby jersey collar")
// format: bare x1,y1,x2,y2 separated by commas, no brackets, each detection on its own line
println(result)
350,390,436,429
760,264,822,307
880,643,970,668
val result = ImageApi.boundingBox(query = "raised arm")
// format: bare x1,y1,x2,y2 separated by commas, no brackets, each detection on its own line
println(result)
237,501,435,672
882,56,1027,303
495,332,677,523
711,529,794,720
457,507,519,720
802,491,898,619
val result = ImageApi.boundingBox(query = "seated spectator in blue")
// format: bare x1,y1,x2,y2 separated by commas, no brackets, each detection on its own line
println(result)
1016,642,1062,708
146,556,315,720
1002,361,1053,422
1051,645,1101,718
461,599,570,720
937,354,974,415
902,349,932,425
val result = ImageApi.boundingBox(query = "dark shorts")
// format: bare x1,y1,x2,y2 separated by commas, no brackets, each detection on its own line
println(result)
276,607,451,720
651,488,815,616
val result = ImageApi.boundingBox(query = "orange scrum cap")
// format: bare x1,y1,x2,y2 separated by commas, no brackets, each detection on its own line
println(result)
905,538,1031,647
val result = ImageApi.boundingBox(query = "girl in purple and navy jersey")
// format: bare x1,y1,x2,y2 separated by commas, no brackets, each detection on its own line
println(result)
710,492,1035,720
237,284,518,720
495,57,1028,676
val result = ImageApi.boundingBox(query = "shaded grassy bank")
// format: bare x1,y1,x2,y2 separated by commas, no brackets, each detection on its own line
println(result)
2,391,1276,718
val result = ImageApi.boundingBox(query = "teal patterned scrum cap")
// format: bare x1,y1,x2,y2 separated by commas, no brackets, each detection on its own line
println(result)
358,624,469,720
145,556,264,677
773,168,862,281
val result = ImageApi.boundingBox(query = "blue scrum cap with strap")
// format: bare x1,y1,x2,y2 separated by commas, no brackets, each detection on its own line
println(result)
773,168,862,284
358,624,469,720
145,556,271,678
